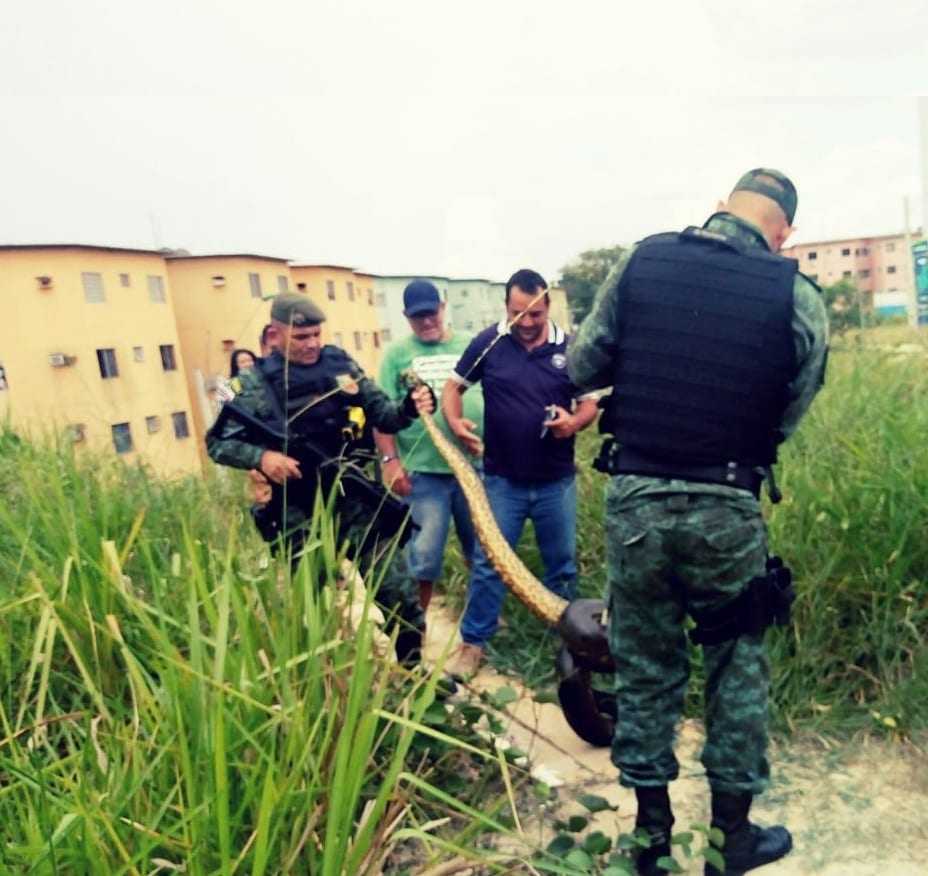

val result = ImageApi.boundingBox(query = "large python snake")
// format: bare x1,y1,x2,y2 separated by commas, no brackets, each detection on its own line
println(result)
407,376,617,746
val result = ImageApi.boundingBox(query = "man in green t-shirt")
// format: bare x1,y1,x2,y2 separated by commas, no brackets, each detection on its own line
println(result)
375,280,485,612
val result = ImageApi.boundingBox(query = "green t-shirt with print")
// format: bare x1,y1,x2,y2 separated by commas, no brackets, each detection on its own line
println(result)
378,331,484,475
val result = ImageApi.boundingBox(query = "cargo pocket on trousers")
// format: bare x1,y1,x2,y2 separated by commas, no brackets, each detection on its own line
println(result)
702,515,763,553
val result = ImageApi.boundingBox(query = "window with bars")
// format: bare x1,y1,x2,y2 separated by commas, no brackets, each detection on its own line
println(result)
326,280,336,300
353,331,362,350
97,348,119,378
172,411,190,438
887,265,897,274
147,275,166,302
367,288,374,305
249,273,262,298
347,281,355,302
277,275,289,293
373,332,380,349
133,346,145,362
146,415,161,434
82,272,105,303
159,344,177,371
112,422,133,454
119,273,130,287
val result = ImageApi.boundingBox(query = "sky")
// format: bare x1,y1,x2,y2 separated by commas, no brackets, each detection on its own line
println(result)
2,0,927,282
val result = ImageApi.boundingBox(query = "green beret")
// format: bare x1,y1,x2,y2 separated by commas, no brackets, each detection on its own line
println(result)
270,292,326,326
731,168,797,224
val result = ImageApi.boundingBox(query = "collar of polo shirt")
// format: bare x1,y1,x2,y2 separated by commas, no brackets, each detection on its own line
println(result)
496,318,565,345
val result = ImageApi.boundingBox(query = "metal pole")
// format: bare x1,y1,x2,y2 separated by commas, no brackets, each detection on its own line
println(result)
904,196,917,328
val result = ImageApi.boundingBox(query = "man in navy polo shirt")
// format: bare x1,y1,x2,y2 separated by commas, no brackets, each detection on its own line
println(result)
441,268,599,678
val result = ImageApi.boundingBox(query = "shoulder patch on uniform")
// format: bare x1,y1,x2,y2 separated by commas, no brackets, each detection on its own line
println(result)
230,377,242,394
335,373,360,395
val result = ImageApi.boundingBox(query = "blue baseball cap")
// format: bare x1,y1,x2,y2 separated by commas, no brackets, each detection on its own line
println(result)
403,279,441,316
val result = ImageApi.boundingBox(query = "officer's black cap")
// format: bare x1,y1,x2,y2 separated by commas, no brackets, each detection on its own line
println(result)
731,168,798,225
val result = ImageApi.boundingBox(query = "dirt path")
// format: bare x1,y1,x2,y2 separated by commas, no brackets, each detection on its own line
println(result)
424,603,928,875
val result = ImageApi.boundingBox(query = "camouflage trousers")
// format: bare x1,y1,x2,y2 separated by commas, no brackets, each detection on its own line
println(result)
605,480,771,795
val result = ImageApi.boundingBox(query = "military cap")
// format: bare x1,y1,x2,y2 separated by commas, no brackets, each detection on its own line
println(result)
270,292,326,326
731,168,798,224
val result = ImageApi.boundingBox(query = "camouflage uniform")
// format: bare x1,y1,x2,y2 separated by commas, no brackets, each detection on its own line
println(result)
567,213,828,794
206,349,425,648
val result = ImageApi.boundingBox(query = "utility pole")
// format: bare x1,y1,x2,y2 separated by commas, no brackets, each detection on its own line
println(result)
904,196,917,328
920,97,928,245
918,97,928,327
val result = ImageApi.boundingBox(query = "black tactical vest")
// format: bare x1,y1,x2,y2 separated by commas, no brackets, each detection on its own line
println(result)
260,347,365,456
606,226,797,467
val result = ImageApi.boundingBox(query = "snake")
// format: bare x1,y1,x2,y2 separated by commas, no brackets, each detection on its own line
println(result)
404,373,618,747
415,405,568,626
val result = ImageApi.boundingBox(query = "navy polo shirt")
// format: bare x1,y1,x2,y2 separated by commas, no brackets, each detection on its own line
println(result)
452,320,592,482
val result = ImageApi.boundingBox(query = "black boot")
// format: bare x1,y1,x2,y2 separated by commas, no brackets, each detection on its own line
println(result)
634,786,675,875
394,628,423,666
705,791,792,875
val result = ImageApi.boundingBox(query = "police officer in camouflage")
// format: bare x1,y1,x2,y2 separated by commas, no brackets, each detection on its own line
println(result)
568,170,828,875
206,293,435,664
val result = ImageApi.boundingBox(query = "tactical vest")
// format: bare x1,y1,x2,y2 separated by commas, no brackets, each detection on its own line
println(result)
606,226,797,467
259,347,368,456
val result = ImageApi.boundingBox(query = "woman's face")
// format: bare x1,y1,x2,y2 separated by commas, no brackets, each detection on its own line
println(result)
235,352,256,372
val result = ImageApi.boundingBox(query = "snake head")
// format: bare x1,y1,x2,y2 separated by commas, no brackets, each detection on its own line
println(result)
400,369,424,390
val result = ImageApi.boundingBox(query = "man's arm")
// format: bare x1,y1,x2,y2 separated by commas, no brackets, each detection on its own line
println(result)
206,377,269,472
779,274,829,441
441,378,482,454
567,249,634,393
547,397,599,439
373,345,412,494
373,429,411,495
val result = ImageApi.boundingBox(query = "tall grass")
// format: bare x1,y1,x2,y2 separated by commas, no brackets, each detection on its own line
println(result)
0,440,548,873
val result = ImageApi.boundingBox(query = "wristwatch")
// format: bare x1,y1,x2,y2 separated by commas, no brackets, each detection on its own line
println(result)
380,454,398,464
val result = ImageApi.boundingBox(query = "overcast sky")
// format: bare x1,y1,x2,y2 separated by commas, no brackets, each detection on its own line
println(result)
2,1,927,282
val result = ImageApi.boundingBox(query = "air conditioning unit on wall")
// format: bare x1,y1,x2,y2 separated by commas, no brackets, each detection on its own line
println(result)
49,353,76,367
211,275,226,288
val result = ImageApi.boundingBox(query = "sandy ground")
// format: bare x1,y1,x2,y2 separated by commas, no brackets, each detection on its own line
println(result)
423,602,928,875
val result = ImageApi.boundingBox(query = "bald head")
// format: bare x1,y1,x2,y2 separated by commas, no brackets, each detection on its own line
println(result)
718,190,795,252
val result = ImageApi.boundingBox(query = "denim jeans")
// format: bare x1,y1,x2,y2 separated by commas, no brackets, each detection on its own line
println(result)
406,472,477,582
460,473,577,646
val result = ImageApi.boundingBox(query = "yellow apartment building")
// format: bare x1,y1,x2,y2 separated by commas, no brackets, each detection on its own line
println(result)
289,264,384,376
165,253,292,446
0,245,200,477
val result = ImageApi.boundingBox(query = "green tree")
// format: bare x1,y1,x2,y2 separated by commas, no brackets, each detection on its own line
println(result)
820,278,868,335
560,245,626,324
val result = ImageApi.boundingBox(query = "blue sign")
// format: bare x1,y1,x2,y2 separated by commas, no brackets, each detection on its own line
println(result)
913,240,928,325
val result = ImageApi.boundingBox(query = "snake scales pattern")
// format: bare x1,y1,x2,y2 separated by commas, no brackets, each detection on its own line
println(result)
416,406,568,626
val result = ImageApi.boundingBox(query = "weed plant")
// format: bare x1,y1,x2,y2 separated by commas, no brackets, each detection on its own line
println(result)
0,440,550,873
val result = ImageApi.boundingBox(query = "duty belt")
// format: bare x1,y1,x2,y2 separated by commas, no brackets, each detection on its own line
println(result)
609,446,765,498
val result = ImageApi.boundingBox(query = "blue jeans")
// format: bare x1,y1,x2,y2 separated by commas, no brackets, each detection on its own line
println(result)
406,473,477,582
460,474,577,646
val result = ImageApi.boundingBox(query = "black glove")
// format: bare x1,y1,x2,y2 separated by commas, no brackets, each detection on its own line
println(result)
401,383,436,419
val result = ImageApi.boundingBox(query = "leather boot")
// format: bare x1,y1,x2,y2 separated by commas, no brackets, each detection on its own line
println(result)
705,790,792,875
634,786,675,876
394,628,423,666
